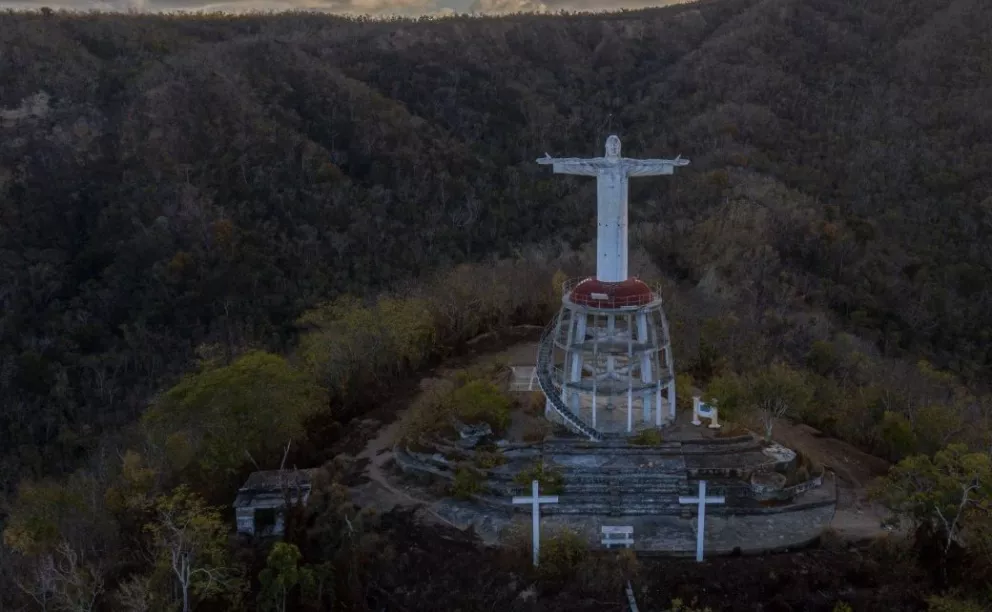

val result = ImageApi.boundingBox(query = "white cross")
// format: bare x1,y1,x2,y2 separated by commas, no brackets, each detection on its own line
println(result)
512,479,559,567
678,480,725,562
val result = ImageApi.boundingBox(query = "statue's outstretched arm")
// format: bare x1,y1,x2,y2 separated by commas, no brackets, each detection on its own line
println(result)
623,158,691,177
536,157,607,176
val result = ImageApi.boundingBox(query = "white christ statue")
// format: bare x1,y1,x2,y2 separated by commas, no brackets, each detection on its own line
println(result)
538,135,689,283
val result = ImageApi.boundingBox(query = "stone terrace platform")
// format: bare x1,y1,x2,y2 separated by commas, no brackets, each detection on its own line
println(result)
394,418,836,554
399,423,824,515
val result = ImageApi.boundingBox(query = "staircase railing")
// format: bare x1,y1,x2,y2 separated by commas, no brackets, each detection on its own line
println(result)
535,311,602,441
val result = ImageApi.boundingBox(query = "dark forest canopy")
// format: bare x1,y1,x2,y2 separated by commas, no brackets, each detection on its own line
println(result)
2,0,992,487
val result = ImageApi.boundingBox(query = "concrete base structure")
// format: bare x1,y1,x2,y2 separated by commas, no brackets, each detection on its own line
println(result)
422,479,836,556
392,425,837,556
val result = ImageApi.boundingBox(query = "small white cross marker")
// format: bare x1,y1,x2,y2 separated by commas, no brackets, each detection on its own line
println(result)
512,479,559,567
678,480,725,562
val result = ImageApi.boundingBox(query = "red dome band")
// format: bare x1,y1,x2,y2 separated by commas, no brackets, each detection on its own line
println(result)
568,277,654,308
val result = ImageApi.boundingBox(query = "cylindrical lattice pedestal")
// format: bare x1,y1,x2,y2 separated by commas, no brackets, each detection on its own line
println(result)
537,277,676,439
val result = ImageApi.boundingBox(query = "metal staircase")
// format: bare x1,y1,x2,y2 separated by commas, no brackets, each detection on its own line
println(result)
535,312,602,441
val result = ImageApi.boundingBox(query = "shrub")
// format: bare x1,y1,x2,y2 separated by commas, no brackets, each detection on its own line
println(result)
714,424,751,438
670,598,713,612
630,428,664,446
450,464,484,500
538,528,589,582
926,595,987,612
474,451,507,470
576,547,640,593
522,420,552,443
404,375,513,440
402,382,457,440
514,462,564,494
525,390,546,415
676,373,695,411
448,380,512,434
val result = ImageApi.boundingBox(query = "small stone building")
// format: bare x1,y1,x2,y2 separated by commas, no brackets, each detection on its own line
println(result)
233,469,314,537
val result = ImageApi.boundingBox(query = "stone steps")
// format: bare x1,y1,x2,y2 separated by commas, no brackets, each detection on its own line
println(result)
545,500,685,516
559,471,686,483
545,441,683,453
562,483,683,494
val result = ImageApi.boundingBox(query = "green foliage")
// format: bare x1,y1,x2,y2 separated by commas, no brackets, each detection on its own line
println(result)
705,372,746,418
536,528,589,582
514,462,564,494
145,485,242,611
450,464,484,500
304,463,382,568
878,411,919,462
143,351,326,479
675,373,695,411
403,373,514,443
669,597,713,612
104,450,158,515
258,543,316,612
748,364,812,438
630,428,664,446
832,603,854,612
1,471,113,558
5,5,992,609
870,444,992,557
707,365,811,440
297,296,437,405
473,451,507,470
926,595,988,612
694,316,735,378
2,478,85,556
447,379,512,434
524,389,546,415
807,341,841,376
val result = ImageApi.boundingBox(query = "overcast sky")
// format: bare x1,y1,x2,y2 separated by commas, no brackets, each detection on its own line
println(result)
0,0,685,16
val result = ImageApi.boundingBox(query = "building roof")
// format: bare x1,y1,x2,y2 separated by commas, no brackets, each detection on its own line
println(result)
232,468,315,509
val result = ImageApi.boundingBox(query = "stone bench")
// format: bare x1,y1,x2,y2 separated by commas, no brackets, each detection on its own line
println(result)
601,525,634,549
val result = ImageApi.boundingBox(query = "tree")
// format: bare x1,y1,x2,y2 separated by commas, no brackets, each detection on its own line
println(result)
257,542,315,612
114,575,156,612
104,450,158,516
446,378,512,434
142,352,327,480
745,364,811,441
3,472,116,561
704,371,746,418
18,541,105,612
926,595,987,612
296,295,437,406
144,486,241,612
870,444,992,557
3,479,87,557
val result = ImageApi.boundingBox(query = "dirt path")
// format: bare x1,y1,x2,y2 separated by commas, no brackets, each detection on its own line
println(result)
351,394,466,530
773,419,896,540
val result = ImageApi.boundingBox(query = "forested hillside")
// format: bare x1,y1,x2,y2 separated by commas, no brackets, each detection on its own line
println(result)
3,1,992,608
2,0,992,514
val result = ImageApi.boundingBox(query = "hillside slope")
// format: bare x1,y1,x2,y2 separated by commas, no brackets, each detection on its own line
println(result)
1,0,991,484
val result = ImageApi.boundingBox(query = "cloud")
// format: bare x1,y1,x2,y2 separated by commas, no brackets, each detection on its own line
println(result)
468,0,546,13
0,0,681,15
0,0,438,13
468,0,681,13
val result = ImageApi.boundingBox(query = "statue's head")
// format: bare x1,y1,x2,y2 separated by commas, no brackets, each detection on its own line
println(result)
605,135,621,158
